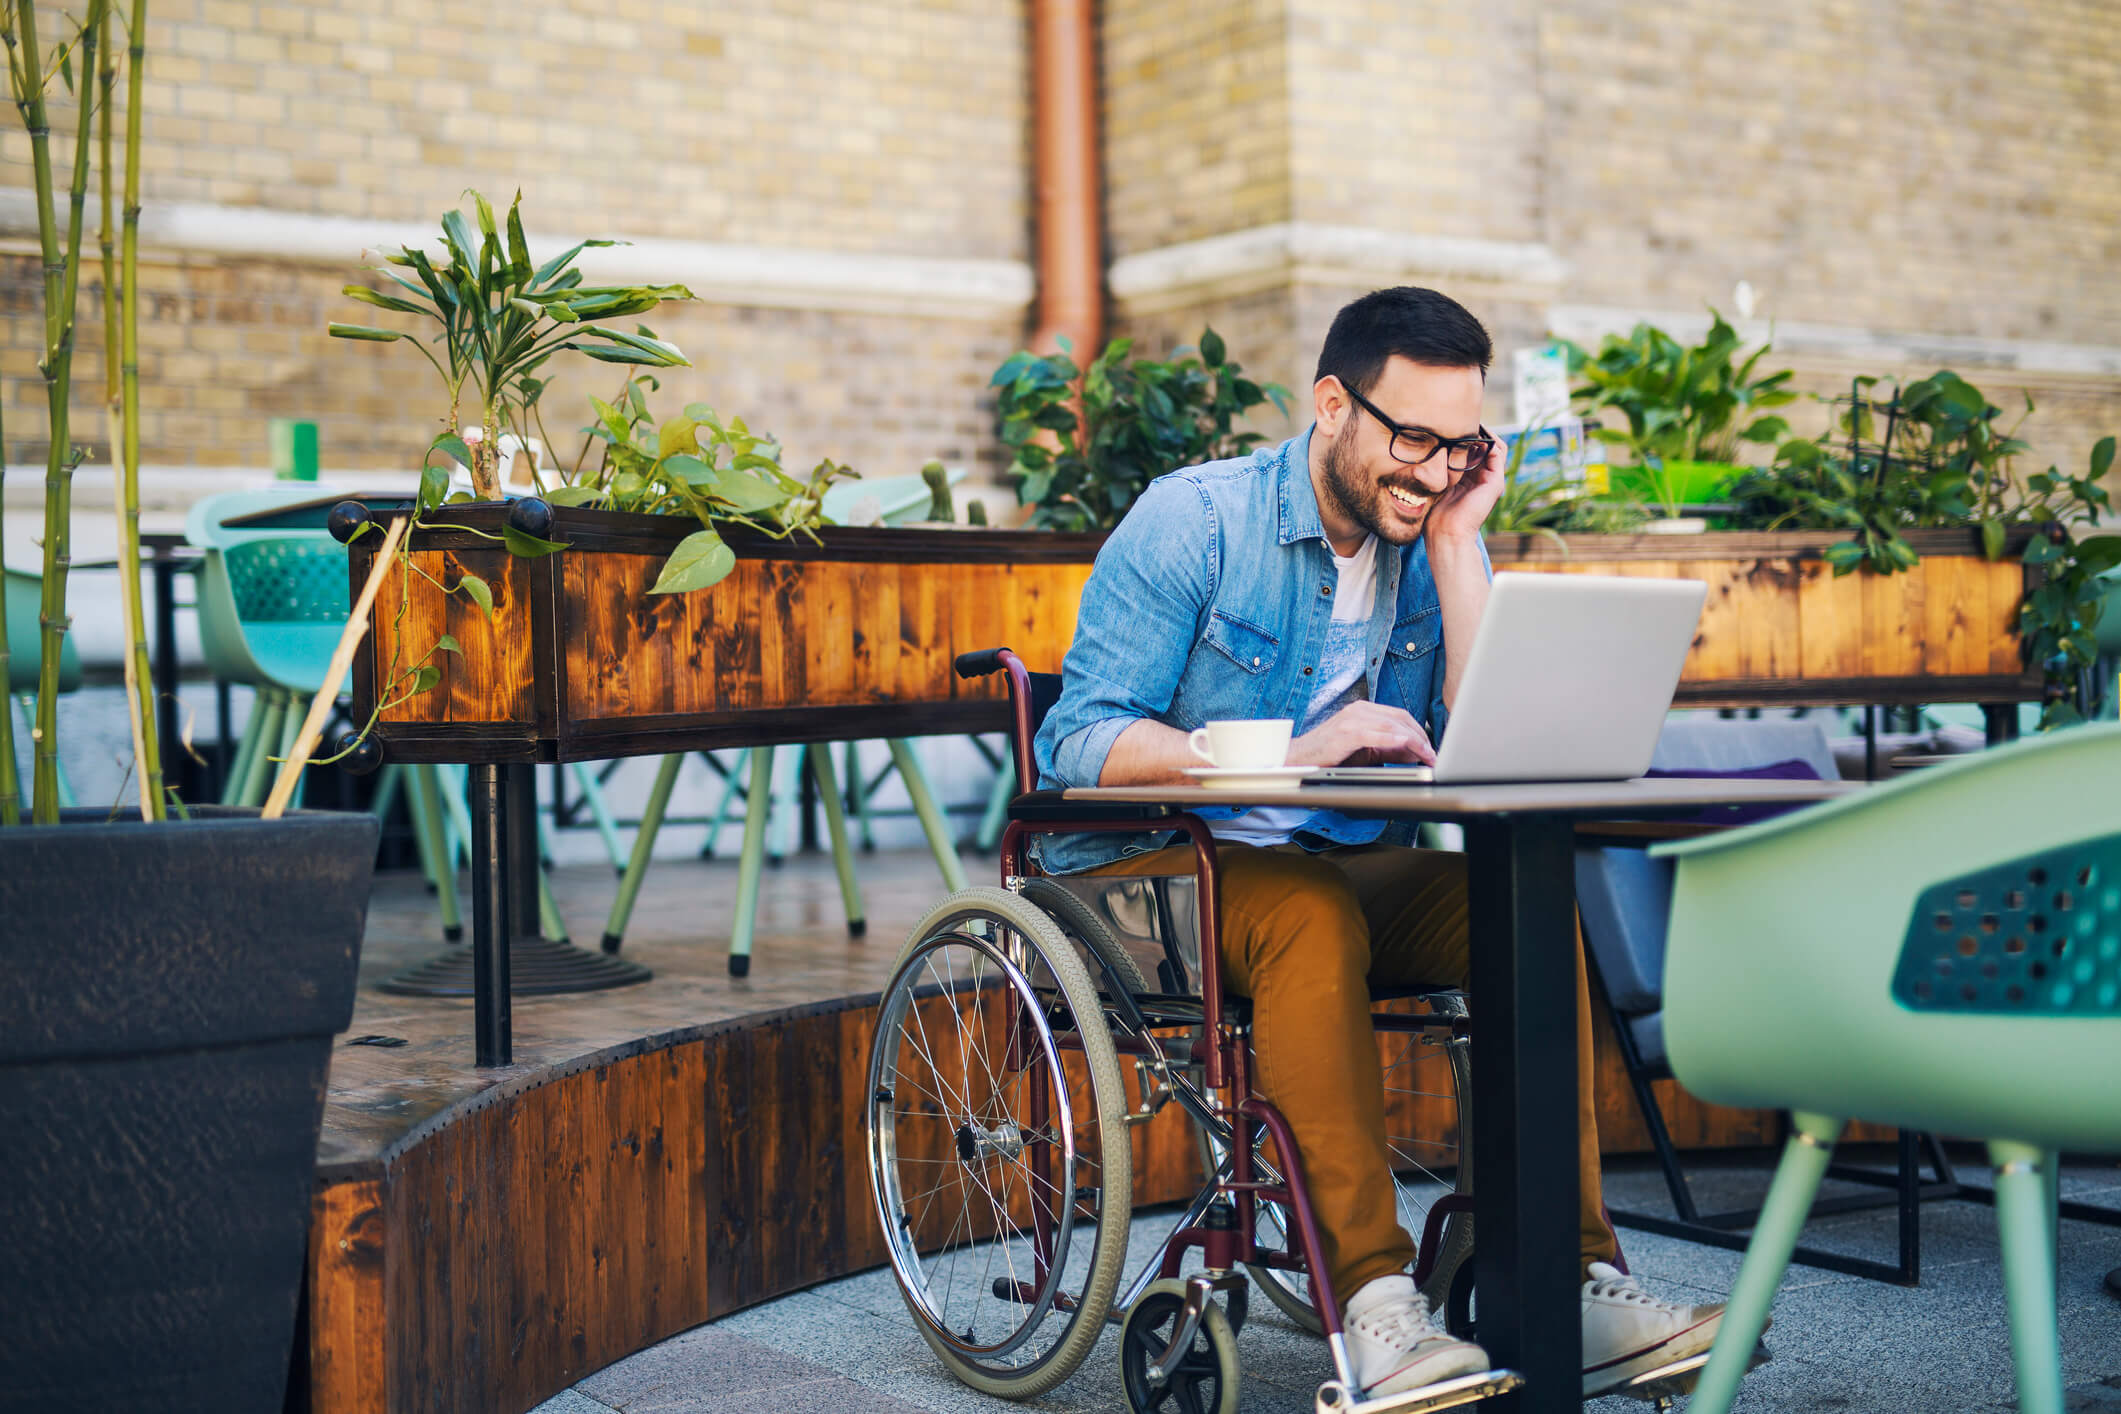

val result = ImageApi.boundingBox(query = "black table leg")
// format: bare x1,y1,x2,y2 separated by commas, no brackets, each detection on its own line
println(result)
1465,816,1580,1414
468,762,514,1067
150,551,182,794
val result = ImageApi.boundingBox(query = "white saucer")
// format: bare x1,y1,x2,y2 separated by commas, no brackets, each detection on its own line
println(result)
1182,765,1313,791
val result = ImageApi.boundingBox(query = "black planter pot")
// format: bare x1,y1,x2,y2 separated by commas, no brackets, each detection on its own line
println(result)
0,807,378,1414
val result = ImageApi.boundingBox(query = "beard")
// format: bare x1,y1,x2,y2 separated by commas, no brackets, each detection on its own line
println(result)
1318,428,1432,545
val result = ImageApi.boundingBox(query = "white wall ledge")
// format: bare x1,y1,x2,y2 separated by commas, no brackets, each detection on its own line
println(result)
0,192,1034,322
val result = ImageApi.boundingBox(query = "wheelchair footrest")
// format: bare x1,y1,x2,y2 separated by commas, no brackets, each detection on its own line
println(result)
1314,1367,1524,1414
1610,1339,1770,1404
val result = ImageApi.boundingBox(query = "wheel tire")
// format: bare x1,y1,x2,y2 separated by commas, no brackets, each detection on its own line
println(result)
1119,1279,1241,1414
1017,877,1152,997
867,887,1134,1401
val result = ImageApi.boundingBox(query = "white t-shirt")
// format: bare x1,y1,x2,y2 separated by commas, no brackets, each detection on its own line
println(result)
1214,535,1378,847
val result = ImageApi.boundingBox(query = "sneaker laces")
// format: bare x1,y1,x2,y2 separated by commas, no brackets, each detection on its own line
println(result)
1352,1290,1448,1347
1582,1262,1670,1310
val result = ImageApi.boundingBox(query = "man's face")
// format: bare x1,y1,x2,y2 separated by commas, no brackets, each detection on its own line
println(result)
1312,356,1486,545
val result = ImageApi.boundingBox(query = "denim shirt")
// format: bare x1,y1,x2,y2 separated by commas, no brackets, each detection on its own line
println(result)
1032,426,1488,874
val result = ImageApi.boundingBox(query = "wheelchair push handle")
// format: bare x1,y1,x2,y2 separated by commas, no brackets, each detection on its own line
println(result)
955,647,1014,680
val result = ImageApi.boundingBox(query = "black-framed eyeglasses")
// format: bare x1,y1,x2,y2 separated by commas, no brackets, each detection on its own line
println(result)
1343,384,1495,472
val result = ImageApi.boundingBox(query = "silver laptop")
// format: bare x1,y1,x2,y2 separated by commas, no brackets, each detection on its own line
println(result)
1308,571,1707,785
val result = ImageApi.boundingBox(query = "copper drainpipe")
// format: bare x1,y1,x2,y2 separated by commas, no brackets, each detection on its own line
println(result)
1029,0,1103,358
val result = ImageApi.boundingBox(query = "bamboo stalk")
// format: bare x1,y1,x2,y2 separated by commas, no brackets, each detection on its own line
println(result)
19,0,104,823
260,515,409,821
111,0,158,818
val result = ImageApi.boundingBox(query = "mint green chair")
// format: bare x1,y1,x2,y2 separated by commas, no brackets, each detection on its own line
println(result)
4,567,82,806
1657,724,2121,1414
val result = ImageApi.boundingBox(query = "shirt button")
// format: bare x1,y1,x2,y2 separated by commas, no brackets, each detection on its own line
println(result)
1252,656,1261,667
1320,585,1331,596
1405,641,1417,652
1303,666,1314,676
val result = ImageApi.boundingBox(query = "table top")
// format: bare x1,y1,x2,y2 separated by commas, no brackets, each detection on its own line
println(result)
1064,775,1858,821
221,491,408,530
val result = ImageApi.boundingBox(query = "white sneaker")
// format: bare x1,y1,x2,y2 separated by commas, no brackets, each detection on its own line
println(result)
1580,1262,1725,1396
1343,1274,1490,1397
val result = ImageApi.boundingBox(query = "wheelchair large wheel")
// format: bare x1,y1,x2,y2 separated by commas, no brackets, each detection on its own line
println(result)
866,887,1134,1400
1199,992,1474,1335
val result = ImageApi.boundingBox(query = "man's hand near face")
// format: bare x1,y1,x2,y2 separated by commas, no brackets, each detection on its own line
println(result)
1426,431,1505,709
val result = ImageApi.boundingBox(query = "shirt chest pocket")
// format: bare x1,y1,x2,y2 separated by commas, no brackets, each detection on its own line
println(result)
1382,609,1442,715
1385,609,1441,665
1200,610,1280,675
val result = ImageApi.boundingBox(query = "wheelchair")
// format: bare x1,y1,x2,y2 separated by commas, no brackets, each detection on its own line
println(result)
861,647,1517,1414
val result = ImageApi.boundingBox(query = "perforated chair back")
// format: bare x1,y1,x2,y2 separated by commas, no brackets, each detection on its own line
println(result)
206,538,351,696
3,568,82,695
1655,722,2121,1153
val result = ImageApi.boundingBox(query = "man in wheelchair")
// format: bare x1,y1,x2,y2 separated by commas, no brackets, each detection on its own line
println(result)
1033,287,1726,1400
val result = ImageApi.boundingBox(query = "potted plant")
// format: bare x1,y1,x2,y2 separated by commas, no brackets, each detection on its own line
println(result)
0,7,378,1411
1560,312,1796,530
1723,373,2119,725
325,205,1110,767
1482,323,2080,712
993,327,1291,530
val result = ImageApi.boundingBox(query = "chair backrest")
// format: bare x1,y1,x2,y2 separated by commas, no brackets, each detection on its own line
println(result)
1656,722,2121,1153
3,568,83,695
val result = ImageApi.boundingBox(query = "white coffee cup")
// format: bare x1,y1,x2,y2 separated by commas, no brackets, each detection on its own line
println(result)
1188,719,1294,771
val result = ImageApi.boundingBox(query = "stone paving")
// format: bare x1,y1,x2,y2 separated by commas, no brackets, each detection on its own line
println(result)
537,1155,2121,1414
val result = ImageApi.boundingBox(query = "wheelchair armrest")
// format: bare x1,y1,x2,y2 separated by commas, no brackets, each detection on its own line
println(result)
1006,790,1175,824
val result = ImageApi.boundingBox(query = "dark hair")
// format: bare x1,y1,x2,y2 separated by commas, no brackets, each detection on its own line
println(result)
1314,286,1491,394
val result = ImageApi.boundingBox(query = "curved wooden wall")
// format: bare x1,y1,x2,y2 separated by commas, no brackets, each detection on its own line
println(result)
298,988,1863,1414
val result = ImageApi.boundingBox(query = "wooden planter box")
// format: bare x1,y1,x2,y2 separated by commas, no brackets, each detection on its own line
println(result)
1487,527,2043,709
346,504,1106,764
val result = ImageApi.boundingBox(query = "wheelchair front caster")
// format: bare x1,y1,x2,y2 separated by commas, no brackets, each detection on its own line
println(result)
1120,1279,1239,1414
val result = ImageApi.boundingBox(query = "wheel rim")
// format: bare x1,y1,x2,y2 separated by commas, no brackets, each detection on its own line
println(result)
867,918,1120,1378
1122,1287,1232,1414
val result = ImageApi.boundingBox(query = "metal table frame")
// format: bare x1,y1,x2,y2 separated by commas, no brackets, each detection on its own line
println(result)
1064,776,1856,1414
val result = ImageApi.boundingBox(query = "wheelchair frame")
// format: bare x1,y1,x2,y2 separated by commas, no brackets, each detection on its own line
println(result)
946,647,1518,1413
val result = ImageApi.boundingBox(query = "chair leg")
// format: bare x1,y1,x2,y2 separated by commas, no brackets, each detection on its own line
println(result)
767,743,801,866
1689,1111,1846,1414
409,765,462,941
699,750,744,858
728,745,775,977
218,690,265,805
536,859,568,945
807,742,866,938
601,752,683,954
569,761,628,874
234,689,287,807
439,763,475,870
846,739,875,851
369,762,404,824
1990,1140,2064,1414
273,697,306,809
887,738,968,892
974,760,1014,854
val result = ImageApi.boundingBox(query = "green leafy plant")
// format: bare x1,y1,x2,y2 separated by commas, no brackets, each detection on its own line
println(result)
2014,437,2119,727
994,328,1292,531
1561,313,1796,518
541,374,858,593
1726,373,2116,726
328,190,694,501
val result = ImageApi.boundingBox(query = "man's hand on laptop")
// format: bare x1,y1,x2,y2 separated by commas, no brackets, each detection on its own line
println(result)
1288,702,1436,768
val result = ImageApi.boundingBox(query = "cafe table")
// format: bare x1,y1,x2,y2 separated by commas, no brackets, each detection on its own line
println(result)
1064,775,1856,1414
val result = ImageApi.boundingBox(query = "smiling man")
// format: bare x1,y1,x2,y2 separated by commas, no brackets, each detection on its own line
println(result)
1034,287,1726,1398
